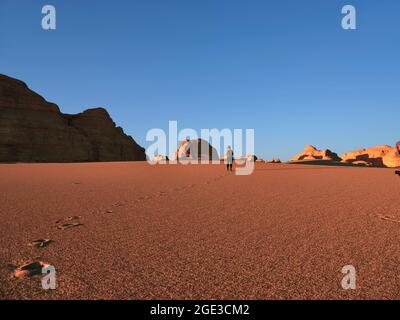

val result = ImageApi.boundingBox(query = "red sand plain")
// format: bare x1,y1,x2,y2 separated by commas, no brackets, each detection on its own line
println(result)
1,162,400,300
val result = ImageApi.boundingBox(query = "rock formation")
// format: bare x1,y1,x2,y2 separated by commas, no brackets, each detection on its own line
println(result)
268,158,282,164
0,74,146,162
245,155,258,162
231,155,258,162
151,155,169,163
290,144,400,168
290,145,341,162
174,138,219,161
341,145,400,168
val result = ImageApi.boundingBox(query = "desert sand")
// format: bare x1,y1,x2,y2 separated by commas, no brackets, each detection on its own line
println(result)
1,162,400,300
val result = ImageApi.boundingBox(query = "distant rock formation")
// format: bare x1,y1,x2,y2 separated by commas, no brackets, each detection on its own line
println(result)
290,144,400,168
341,145,400,168
290,145,341,162
231,155,258,162
151,155,169,163
0,74,146,162
245,155,258,162
351,160,371,167
174,138,219,161
268,158,282,164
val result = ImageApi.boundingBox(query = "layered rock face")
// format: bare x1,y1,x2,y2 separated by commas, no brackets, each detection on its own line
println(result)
341,145,400,168
0,74,146,162
290,145,341,162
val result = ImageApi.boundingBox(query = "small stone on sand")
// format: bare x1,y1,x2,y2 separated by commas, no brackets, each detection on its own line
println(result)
12,261,50,278
29,239,54,248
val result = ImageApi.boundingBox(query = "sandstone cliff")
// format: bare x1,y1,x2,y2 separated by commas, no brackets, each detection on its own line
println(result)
0,74,146,162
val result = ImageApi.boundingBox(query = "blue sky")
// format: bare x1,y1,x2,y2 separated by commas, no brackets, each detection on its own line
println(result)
1,0,399,160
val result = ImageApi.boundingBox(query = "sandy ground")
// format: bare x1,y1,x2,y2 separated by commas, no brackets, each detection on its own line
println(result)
1,162,400,300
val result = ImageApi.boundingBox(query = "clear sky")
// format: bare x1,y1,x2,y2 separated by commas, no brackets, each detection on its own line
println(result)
1,0,399,160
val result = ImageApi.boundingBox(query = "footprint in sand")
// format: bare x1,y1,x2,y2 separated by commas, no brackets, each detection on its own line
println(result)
378,214,400,223
114,202,125,207
28,239,54,248
8,261,50,278
57,222,83,230
137,195,153,202
56,216,83,230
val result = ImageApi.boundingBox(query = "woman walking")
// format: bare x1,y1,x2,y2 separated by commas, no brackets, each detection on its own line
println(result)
226,146,234,172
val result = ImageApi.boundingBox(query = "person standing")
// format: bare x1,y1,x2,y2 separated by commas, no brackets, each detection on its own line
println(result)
226,146,234,172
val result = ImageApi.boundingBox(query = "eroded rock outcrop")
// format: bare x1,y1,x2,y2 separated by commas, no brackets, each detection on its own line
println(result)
174,138,219,161
341,145,400,168
0,74,146,162
290,144,400,168
268,158,282,164
290,145,341,162
151,155,169,163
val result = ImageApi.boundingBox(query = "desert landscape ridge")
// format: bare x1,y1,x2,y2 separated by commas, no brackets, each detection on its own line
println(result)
1,74,399,168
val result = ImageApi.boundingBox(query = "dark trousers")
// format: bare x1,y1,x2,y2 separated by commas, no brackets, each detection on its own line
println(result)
227,163,233,171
